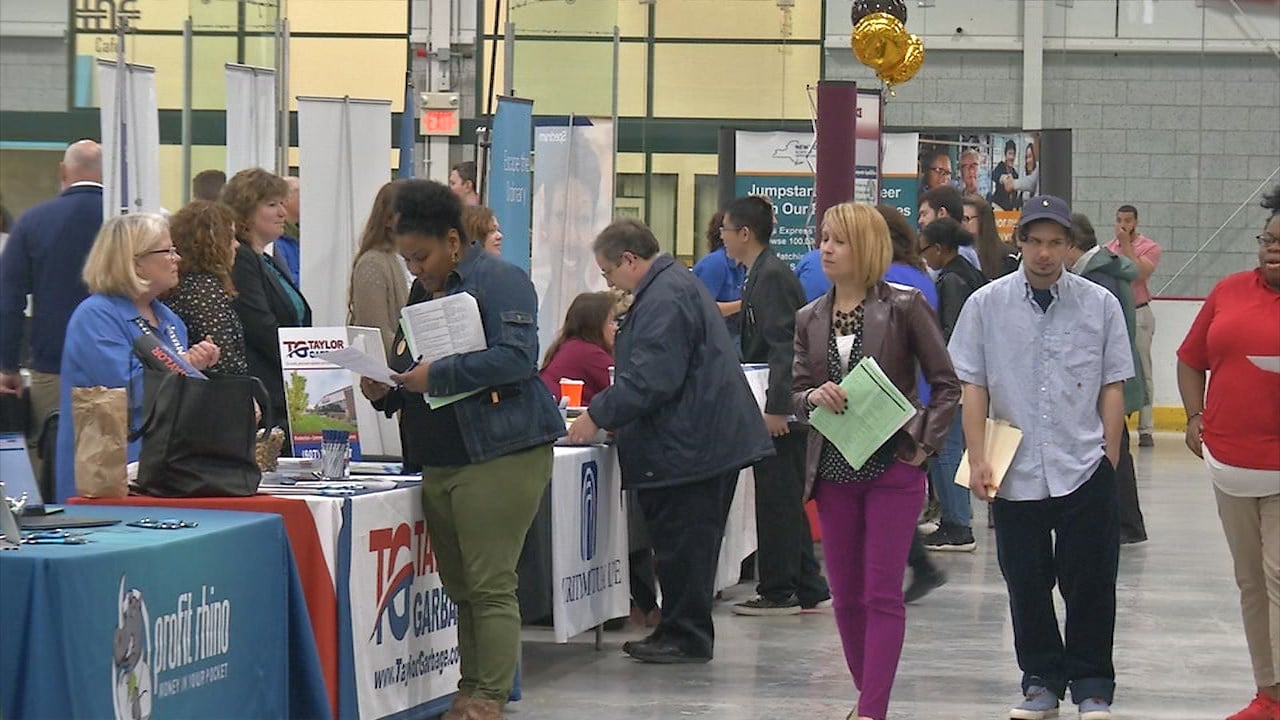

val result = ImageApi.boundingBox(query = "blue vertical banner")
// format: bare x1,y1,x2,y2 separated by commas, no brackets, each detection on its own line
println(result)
398,74,416,179
489,96,534,272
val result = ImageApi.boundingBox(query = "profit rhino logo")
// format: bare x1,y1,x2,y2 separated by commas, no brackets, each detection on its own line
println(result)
112,576,153,720
772,139,814,166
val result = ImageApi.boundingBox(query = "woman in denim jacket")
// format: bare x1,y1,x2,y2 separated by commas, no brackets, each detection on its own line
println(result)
359,180,564,720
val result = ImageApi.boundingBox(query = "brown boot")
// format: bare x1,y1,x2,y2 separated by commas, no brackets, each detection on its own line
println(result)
441,691,470,720
462,698,502,720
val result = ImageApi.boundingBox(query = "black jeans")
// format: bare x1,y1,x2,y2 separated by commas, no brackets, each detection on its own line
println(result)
993,459,1120,704
753,428,830,605
1116,422,1147,541
637,471,738,658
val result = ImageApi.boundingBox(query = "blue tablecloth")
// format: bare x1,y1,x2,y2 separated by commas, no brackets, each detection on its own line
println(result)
0,506,331,720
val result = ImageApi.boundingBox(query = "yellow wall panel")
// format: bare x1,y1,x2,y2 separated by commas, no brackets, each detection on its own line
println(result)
487,40,645,117
503,1,647,38
77,35,238,110
283,0,405,33
654,0,821,41
289,38,406,111
652,43,818,119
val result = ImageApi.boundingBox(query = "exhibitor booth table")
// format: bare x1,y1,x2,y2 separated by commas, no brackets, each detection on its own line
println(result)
0,505,328,720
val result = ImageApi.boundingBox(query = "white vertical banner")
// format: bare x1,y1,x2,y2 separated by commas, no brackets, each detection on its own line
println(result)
531,118,615,355
225,64,277,175
550,445,629,643
97,60,160,218
297,96,392,327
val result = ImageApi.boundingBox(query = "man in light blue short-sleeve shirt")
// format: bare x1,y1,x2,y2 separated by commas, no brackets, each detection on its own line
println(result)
947,195,1133,720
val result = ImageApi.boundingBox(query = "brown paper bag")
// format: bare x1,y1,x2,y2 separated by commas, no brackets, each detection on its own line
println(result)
71,386,129,498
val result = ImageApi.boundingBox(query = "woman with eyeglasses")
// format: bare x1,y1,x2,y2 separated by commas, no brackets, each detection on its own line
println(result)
163,200,247,375
1177,187,1280,720
55,214,221,501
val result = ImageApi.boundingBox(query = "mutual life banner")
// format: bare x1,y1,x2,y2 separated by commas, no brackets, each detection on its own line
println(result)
224,64,276,176
734,131,814,268
550,446,629,643
918,131,1042,241
880,132,920,223
488,96,533,272
854,89,883,205
531,118,614,356
278,326,403,460
97,59,160,218
343,487,460,719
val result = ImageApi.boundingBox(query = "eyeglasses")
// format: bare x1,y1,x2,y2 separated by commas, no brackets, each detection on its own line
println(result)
137,246,179,259
929,167,952,178
962,215,978,223
720,225,744,234
1257,234,1280,247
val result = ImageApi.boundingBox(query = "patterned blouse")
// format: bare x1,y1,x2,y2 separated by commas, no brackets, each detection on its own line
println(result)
163,272,249,375
817,304,896,484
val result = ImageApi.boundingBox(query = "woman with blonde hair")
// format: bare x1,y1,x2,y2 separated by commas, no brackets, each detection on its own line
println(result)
55,213,220,500
792,203,959,720
163,200,247,375
962,193,1019,279
349,180,408,356
462,205,503,256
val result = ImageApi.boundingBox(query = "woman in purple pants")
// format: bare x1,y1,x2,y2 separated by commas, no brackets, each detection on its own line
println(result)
792,203,960,720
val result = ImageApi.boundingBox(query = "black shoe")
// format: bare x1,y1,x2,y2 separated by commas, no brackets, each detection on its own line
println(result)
731,594,801,616
625,639,711,664
904,567,947,604
1138,432,1154,448
924,524,977,552
1120,532,1147,545
621,628,661,654
800,595,833,610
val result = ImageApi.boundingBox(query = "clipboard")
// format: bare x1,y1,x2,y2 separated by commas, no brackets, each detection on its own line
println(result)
955,419,1023,491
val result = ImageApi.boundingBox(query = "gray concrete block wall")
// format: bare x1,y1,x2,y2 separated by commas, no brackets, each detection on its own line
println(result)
825,48,1280,297
0,36,68,112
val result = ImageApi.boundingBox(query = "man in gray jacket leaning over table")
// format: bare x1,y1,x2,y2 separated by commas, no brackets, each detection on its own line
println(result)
566,218,774,665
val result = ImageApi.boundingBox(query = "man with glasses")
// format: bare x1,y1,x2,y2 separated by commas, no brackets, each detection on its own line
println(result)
959,149,982,195
949,195,1132,720
568,219,773,664
921,148,954,192
720,196,830,616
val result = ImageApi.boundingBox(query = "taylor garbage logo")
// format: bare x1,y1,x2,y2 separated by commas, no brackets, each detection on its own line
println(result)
369,521,457,646
580,461,598,562
112,575,153,720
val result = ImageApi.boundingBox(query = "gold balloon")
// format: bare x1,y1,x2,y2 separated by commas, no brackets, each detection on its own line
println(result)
851,12,909,72
879,33,924,87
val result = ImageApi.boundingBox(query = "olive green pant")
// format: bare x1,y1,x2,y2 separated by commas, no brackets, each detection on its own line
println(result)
420,443,553,702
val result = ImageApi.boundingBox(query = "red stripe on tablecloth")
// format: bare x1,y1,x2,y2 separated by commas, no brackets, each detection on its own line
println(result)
71,494,340,715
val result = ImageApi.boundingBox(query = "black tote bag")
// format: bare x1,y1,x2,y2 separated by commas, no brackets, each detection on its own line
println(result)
129,369,273,497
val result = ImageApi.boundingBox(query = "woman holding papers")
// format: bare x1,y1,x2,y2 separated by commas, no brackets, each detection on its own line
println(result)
357,180,564,720
792,202,959,720
1176,188,1280,720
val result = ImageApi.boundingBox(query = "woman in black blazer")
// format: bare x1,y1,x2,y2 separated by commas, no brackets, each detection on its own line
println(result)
222,168,312,450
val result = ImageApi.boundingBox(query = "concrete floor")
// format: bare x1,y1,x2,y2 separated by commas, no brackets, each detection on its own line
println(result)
515,434,1259,719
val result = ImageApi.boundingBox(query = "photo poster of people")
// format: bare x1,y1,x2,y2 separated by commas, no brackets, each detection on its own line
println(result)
917,131,1041,242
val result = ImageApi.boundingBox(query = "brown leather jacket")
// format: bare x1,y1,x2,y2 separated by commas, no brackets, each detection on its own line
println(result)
791,281,961,498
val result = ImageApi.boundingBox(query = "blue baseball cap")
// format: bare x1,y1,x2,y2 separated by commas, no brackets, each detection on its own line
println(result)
1019,195,1072,230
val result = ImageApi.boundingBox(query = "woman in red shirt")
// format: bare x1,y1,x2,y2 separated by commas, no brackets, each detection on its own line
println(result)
539,291,617,405
1177,188,1280,720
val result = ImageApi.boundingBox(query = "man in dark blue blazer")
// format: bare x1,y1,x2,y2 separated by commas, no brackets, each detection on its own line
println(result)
0,140,104,487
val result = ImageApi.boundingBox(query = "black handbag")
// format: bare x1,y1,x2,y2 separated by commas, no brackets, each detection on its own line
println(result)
129,368,273,497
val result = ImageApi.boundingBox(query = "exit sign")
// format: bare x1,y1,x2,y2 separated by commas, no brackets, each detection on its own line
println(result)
421,109,460,137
